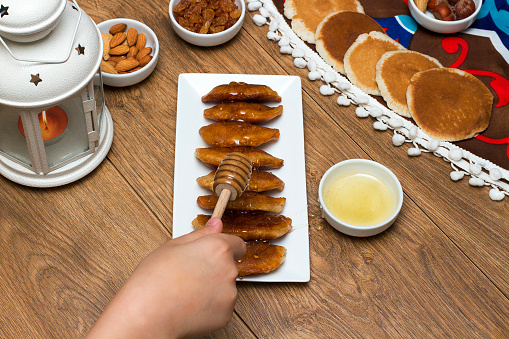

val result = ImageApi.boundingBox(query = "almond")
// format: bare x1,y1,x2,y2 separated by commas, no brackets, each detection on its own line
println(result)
109,23,127,35
109,55,126,63
101,60,118,74
415,0,427,12
110,32,127,48
101,33,113,61
136,47,152,60
138,55,152,67
109,45,130,55
136,34,146,51
127,27,138,46
128,66,143,73
126,46,138,59
115,58,139,72
106,60,117,67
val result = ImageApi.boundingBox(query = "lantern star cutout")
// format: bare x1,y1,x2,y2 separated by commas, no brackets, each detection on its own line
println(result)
76,44,85,55
30,74,42,86
0,5,8,18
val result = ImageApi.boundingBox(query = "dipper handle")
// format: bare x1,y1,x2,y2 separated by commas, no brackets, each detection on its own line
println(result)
211,152,252,219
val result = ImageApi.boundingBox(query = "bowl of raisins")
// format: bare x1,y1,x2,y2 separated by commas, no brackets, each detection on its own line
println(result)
169,0,245,46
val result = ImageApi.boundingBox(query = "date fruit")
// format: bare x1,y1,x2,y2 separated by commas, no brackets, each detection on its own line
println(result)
432,3,456,21
455,0,476,20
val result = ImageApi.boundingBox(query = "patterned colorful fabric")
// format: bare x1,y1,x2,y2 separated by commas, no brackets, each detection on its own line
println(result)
276,0,509,170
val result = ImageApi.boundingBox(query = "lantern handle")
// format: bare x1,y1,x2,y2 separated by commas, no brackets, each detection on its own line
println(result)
0,0,82,64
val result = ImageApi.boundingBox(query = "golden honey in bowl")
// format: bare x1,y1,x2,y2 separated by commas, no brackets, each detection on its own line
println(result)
323,172,396,226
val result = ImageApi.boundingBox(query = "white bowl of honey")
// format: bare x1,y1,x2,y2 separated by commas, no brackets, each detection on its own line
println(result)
318,159,403,237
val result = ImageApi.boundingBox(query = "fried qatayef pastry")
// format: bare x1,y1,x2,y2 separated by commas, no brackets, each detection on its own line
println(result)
199,122,280,147
192,213,292,241
204,102,283,123
344,31,405,95
195,147,284,169
202,82,281,103
407,68,493,141
284,0,364,44
197,170,285,192
197,192,286,213
376,50,442,117
236,241,287,277
315,11,385,74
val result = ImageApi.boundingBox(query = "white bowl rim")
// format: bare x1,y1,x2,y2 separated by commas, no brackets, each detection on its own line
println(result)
168,0,245,39
318,159,404,230
408,0,482,26
97,18,159,79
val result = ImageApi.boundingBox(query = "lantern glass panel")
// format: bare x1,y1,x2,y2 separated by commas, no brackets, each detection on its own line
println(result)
46,95,89,168
0,109,31,166
94,72,105,130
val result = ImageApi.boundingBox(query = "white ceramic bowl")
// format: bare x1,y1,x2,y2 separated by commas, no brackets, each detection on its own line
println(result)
318,159,404,237
168,0,245,46
408,0,481,34
97,18,159,87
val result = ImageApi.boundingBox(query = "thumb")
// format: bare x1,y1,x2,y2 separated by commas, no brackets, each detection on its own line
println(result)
204,217,223,233
172,217,223,245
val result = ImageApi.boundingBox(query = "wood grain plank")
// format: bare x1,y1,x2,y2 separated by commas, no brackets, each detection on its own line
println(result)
3,1,504,338
198,313,257,339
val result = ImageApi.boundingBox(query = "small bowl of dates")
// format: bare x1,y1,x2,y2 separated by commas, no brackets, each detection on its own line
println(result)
409,0,481,34
98,18,159,87
169,0,245,47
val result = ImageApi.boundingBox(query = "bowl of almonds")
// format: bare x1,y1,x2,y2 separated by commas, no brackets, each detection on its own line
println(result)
98,18,159,87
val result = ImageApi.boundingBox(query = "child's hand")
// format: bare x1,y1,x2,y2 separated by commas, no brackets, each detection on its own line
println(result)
87,217,246,339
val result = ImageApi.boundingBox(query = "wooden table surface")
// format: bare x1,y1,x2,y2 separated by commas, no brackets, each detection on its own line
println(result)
1,1,508,338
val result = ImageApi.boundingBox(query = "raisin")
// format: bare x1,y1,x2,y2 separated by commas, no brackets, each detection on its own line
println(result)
230,9,242,19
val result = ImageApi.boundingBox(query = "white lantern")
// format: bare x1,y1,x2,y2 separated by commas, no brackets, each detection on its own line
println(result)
0,0,114,187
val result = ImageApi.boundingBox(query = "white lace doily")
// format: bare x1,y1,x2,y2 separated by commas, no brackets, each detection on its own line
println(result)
248,0,509,202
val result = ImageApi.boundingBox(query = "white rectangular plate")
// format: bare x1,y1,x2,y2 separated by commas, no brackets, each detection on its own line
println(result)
173,73,309,282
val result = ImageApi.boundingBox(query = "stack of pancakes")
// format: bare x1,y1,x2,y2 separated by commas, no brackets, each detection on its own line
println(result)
315,11,385,74
284,0,364,44
344,31,406,96
376,50,443,118
283,1,494,141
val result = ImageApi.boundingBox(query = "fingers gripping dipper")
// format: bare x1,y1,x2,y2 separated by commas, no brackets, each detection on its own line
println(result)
211,152,252,220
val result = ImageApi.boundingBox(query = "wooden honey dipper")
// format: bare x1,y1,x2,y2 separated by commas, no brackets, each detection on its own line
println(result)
211,152,252,220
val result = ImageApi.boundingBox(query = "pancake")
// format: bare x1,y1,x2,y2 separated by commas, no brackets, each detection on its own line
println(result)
407,68,493,141
344,31,405,95
376,50,442,117
284,0,364,44
315,11,385,75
